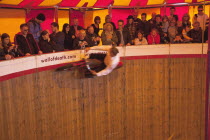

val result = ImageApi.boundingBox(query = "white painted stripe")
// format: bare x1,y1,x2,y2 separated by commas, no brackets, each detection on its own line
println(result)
0,56,36,76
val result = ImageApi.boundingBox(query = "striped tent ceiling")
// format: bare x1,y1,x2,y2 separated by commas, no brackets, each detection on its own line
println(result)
0,0,208,8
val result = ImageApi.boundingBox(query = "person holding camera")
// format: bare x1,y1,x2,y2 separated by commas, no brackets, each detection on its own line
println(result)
73,30,91,50
0,33,23,60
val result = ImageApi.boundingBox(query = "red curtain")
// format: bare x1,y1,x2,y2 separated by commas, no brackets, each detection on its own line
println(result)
112,9,134,29
70,10,84,27
160,6,189,21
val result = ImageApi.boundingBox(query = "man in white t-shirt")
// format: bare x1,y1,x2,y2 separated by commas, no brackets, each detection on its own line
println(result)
56,45,121,77
193,5,209,31
86,46,120,77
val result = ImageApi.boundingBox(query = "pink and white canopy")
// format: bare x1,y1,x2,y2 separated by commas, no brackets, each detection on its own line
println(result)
0,0,208,8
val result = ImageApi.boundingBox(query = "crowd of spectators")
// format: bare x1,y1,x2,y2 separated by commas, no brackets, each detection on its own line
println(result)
0,5,209,60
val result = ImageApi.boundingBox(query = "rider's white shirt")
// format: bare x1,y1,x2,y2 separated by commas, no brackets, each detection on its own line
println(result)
89,46,120,76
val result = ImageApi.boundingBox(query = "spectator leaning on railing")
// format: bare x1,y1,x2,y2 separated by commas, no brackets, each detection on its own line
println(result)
147,28,160,44
124,15,137,43
134,31,148,45
188,21,202,43
14,24,42,56
182,26,193,43
116,20,131,46
73,29,91,50
86,25,100,46
39,30,57,53
50,22,65,52
1,33,22,58
101,23,118,45
62,23,74,50
172,34,184,44
0,34,12,60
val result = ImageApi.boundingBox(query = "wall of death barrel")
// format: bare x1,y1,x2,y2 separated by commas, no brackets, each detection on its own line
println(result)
0,57,206,140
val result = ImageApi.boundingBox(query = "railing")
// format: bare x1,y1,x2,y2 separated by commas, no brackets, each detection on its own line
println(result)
0,43,208,81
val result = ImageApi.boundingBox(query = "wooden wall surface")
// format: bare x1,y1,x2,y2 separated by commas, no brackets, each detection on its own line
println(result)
0,57,207,140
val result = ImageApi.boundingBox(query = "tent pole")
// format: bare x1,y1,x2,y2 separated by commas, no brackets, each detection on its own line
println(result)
25,9,28,23
83,10,86,28
163,1,166,16
69,8,72,25
162,0,168,16
205,4,210,140
54,6,58,23
108,3,113,19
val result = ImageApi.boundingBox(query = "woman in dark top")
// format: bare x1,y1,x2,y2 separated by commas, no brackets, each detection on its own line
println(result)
62,23,74,50
91,16,101,36
0,34,12,60
1,33,22,58
39,30,56,53
0,46,9,60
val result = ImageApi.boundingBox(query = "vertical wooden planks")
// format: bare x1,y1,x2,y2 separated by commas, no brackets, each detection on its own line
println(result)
0,57,206,140
169,58,206,140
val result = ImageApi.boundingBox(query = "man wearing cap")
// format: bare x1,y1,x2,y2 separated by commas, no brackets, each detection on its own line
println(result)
124,15,137,42
27,13,46,42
